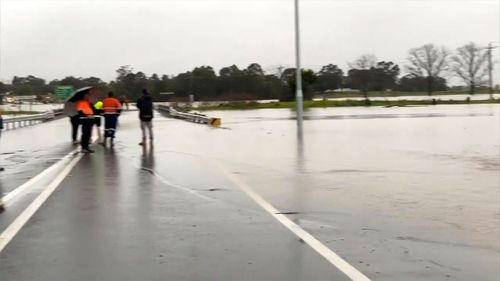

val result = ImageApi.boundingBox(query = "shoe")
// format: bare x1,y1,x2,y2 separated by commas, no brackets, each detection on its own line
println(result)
82,149,95,153
72,140,80,145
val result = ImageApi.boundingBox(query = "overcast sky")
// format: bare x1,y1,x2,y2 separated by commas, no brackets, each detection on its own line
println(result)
1,0,499,85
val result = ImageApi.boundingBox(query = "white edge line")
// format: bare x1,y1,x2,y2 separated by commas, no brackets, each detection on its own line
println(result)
1,148,79,204
0,153,83,253
214,160,372,281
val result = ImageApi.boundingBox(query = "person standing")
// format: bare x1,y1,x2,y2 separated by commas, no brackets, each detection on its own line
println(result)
76,93,95,153
65,103,80,144
93,100,104,144
102,91,122,146
136,89,154,146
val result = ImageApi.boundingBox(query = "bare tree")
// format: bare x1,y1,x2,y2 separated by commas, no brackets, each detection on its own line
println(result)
347,54,377,98
406,44,449,95
451,42,489,95
348,54,377,70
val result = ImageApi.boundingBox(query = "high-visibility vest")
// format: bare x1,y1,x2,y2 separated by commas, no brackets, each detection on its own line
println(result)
95,101,103,110
75,100,94,116
103,97,122,113
93,101,103,118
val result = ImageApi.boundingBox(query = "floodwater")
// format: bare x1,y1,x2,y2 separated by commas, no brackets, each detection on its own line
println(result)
151,104,500,280
0,103,63,113
1,104,499,280
170,105,500,247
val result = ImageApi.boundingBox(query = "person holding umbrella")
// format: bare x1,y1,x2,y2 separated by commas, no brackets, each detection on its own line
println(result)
66,87,98,153
76,93,95,153
64,99,80,144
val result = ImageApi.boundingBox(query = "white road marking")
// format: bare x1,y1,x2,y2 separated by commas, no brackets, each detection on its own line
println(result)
135,164,211,201
214,161,372,281
0,153,83,253
1,148,79,204
1,138,98,204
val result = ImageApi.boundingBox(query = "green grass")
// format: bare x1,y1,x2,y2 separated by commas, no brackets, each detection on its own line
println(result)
317,89,500,99
188,98,500,111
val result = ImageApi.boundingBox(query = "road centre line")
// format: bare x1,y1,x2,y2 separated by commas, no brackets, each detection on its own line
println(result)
214,160,372,281
1,148,79,204
0,152,83,253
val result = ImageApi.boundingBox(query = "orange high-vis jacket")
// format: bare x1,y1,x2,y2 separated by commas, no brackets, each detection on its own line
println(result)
75,100,94,116
102,97,122,113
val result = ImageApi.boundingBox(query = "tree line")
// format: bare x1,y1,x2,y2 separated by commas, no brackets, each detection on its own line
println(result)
0,42,495,102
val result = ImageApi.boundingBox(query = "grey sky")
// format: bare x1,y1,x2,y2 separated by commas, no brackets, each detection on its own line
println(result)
1,0,499,85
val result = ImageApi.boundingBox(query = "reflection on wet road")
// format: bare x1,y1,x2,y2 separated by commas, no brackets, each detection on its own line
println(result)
0,104,499,281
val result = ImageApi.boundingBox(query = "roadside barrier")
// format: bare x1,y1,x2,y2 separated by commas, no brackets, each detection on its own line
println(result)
156,105,221,126
1,111,57,130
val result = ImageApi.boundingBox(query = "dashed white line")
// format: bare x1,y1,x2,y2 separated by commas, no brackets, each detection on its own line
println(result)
214,160,372,281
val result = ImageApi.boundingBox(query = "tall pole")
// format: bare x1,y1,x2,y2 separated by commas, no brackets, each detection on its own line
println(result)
488,42,493,99
294,0,303,134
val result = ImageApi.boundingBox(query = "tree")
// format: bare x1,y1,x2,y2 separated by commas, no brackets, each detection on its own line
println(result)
348,55,377,98
315,64,343,92
370,61,400,91
111,67,149,99
219,65,242,77
116,65,133,80
191,66,217,99
406,44,449,95
348,54,377,70
11,75,47,95
451,42,489,94
0,82,8,94
58,76,84,89
244,63,265,76
398,74,447,92
348,58,400,98
280,68,317,101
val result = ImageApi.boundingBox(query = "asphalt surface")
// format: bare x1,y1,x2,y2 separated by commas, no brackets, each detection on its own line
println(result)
0,105,499,281
0,112,350,281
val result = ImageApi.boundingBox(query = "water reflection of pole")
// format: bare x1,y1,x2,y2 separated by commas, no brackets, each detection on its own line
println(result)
294,0,304,135
297,129,305,173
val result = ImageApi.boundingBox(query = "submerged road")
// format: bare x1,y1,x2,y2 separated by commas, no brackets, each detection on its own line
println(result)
0,105,499,281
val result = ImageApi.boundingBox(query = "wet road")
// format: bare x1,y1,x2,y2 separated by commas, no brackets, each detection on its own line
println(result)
1,104,499,281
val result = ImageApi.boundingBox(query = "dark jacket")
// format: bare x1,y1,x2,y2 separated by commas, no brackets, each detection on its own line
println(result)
136,95,153,121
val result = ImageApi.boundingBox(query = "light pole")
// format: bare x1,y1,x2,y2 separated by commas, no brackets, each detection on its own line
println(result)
294,0,303,134
487,42,500,99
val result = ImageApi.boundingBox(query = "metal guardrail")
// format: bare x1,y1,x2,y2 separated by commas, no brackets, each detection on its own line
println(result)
0,111,57,130
156,105,221,125
53,108,64,116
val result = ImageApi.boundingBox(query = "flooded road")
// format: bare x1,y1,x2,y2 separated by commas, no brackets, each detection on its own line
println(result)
0,104,499,280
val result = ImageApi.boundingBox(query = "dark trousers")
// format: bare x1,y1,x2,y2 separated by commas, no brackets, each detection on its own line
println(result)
70,115,80,141
80,118,94,150
104,114,118,138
